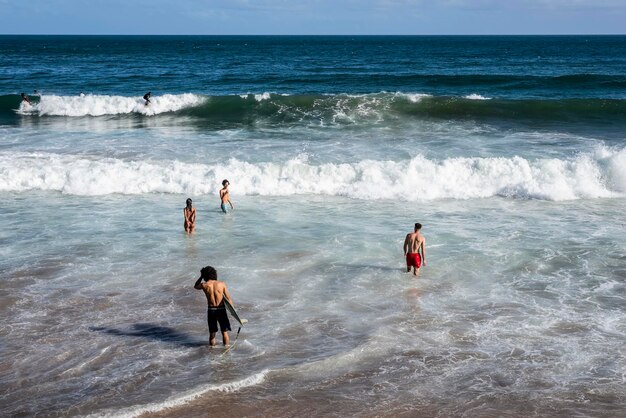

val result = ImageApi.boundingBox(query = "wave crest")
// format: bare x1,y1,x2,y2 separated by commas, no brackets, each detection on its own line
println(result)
3,93,625,125
1,148,624,201
16,93,205,116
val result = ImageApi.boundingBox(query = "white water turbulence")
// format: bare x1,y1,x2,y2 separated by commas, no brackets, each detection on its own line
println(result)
16,93,206,116
95,370,270,418
4,34,626,418
1,147,624,200
464,93,491,100
239,92,274,101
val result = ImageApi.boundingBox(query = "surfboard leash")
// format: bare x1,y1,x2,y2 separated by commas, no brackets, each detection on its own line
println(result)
220,326,242,356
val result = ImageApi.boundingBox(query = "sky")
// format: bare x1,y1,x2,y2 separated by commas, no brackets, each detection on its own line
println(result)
0,0,624,35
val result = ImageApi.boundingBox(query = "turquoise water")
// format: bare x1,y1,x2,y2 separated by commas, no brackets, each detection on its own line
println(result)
0,36,625,417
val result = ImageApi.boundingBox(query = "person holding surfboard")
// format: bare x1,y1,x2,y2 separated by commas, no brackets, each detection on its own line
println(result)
194,266,233,346
403,222,426,276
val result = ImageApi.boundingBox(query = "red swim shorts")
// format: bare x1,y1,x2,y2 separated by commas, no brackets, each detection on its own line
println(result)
406,253,422,268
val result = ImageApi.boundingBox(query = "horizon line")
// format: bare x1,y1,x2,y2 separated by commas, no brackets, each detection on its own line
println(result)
1,33,625,37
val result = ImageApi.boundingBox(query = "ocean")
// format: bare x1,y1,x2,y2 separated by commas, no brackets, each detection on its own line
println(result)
0,36,625,417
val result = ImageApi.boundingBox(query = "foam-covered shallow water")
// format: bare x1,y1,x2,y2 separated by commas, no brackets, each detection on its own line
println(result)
1,36,625,417
1,194,624,416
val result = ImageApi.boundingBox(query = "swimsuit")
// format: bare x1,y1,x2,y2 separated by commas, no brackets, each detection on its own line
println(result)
207,303,231,333
406,252,422,269
220,202,228,213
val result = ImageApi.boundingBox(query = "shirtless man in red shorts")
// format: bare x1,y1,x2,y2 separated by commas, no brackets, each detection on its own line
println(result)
403,223,426,276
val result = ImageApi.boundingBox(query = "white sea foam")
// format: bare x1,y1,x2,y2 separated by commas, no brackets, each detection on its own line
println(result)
15,94,205,117
254,92,272,101
464,94,491,100
93,370,269,418
398,93,432,103
604,146,626,192
239,92,274,101
1,148,624,200
330,94,388,123
17,101,36,114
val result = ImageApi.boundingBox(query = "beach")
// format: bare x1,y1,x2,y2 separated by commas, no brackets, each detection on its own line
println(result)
0,36,625,417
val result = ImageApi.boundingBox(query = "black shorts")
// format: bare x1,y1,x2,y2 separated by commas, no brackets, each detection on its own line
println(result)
207,306,231,333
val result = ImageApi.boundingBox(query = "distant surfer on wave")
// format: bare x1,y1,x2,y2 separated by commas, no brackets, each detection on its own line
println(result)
194,266,233,346
219,179,234,213
143,91,151,105
20,93,31,105
403,223,426,276
184,198,196,234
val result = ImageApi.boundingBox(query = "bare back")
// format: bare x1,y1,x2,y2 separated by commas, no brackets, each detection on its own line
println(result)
405,232,425,254
184,207,196,222
199,280,230,307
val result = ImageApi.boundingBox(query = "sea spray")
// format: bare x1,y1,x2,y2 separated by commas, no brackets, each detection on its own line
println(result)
14,93,206,117
1,147,624,200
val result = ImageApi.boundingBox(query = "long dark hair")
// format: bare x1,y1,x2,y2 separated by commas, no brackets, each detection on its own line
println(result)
186,198,193,210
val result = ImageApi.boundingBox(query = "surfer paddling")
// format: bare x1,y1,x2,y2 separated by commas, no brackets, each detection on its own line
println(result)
219,179,234,213
194,266,233,346
403,223,426,276
183,198,196,233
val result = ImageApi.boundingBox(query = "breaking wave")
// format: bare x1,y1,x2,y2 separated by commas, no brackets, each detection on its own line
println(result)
1,92,625,125
12,93,205,116
1,147,624,201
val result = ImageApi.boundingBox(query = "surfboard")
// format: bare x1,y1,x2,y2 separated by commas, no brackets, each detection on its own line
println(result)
223,298,247,327
220,298,246,355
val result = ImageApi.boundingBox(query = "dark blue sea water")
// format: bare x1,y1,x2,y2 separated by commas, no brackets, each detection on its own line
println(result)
1,36,625,132
2,35,626,97
0,36,625,417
